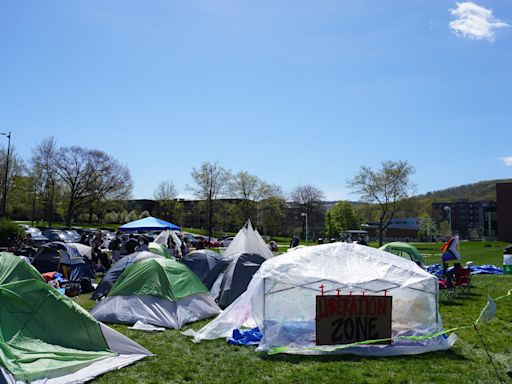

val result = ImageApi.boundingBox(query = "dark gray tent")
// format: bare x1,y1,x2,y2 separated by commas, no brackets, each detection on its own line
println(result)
32,242,95,281
180,250,228,290
216,253,266,308
92,251,162,300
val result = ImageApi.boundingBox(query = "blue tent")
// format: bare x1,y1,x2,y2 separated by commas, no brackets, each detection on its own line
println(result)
119,216,180,231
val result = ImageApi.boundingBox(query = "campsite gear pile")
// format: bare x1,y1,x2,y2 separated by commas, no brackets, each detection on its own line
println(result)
0,252,151,383
185,242,456,356
91,258,220,329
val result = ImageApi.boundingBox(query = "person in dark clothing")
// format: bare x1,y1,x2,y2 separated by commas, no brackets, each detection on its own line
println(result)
289,235,300,248
91,232,110,271
124,234,138,255
195,238,205,250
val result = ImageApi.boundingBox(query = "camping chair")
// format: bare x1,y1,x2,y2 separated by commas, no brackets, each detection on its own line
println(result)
438,274,455,303
454,266,471,297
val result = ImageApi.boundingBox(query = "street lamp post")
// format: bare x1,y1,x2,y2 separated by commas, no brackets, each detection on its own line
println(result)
444,206,452,236
301,212,308,246
1,131,11,218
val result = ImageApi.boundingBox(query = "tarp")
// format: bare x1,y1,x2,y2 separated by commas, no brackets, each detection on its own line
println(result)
379,242,425,265
119,217,180,232
0,252,44,284
222,220,273,260
426,263,504,276
0,279,151,383
180,250,228,290
92,251,163,301
185,243,456,356
91,258,221,329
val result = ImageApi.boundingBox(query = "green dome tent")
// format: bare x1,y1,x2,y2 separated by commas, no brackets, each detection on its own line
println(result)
148,242,172,258
0,279,151,383
379,242,425,266
0,252,44,284
91,258,220,329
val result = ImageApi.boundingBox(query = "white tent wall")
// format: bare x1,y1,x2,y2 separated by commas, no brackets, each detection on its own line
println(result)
91,293,220,330
222,220,272,260
185,243,456,356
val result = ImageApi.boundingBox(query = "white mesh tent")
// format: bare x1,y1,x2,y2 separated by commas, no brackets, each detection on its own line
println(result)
185,243,456,356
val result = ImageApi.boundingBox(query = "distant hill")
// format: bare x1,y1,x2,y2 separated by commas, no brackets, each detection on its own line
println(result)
415,179,512,202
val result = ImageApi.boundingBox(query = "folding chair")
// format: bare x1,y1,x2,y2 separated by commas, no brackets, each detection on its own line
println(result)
439,275,455,303
454,267,471,297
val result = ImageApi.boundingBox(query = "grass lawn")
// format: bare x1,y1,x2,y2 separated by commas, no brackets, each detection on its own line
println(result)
72,242,512,384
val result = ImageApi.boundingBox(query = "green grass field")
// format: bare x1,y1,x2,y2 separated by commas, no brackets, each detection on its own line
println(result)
72,241,512,384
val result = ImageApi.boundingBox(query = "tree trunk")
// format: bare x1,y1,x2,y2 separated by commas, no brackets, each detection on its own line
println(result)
378,217,384,247
66,198,75,228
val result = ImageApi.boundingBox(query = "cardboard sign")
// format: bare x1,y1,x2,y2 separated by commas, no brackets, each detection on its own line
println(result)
316,295,392,346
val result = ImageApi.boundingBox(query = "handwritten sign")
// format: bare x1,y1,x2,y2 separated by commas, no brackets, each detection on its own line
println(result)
316,295,392,345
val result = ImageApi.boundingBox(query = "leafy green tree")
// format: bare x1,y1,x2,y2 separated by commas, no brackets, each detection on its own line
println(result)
347,160,415,246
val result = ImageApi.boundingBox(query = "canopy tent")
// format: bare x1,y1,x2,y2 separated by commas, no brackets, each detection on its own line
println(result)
215,253,267,309
0,252,44,284
91,258,220,329
0,279,151,383
184,243,456,356
379,242,425,266
92,251,163,301
32,242,95,281
222,220,273,260
119,216,180,232
180,250,228,290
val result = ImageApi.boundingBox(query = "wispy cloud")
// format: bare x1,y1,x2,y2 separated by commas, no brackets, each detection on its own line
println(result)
499,157,512,166
449,2,509,42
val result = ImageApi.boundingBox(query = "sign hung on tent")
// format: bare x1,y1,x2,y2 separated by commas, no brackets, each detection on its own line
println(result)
316,294,392,345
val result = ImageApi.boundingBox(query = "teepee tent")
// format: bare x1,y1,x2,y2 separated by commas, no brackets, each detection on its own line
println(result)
0,252,44,284
222,220,272,260
32,242,95,281
379,242,425,266
91,258,220,329
0,279,151,384
185,243,456,356
92,251,163,301
180,249,228,290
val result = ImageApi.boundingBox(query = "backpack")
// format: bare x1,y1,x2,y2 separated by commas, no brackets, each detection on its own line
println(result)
80,277,95,294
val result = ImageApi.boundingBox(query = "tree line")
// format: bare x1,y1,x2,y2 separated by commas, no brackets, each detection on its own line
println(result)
2,136,418,243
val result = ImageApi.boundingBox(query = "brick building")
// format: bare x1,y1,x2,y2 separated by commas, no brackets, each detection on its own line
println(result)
496,183,512,242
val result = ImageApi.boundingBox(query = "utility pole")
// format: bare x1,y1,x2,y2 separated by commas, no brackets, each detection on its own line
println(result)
208,166,213,247
1,131,11,217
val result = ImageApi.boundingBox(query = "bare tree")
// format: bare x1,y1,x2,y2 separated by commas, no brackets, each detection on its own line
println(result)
31,137,58,226
228,171,262,221
53,146,132,226
154,180,178,201
347,160,415,246
290,184,325,241
188,162,231,241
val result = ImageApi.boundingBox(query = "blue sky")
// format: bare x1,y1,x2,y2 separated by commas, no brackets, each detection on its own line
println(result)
1,1,511,200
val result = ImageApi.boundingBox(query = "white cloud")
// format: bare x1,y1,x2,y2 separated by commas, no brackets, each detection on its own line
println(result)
449,2,509,42
500,157,512,166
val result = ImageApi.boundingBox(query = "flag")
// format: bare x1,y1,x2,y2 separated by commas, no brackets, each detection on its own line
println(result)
441,235,460,262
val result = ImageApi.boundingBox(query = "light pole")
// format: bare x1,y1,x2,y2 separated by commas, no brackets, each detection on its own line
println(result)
301,212,308,246
1,131,11,218
443,206,452,236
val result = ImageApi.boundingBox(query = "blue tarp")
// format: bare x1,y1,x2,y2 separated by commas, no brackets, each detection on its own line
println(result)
227,327,262,346
426,263,503,276
119,216,180,231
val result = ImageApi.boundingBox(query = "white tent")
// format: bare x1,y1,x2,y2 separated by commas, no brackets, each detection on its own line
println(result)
184,242,456,356
221,220,272,260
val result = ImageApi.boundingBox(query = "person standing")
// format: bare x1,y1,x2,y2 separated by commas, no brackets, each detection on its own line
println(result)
92,232,110,271
109,231,123,262
289,235,299,248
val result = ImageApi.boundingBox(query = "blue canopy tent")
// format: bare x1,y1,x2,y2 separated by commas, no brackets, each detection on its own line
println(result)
119,216,180,232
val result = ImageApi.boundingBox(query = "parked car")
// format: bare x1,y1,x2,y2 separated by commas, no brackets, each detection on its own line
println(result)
220,237,234,247
42,230,75,243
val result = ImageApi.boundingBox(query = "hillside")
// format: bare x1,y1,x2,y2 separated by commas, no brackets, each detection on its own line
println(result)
416,178,512,202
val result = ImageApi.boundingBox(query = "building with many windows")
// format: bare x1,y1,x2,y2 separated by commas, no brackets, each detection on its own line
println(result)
496,182,512,242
